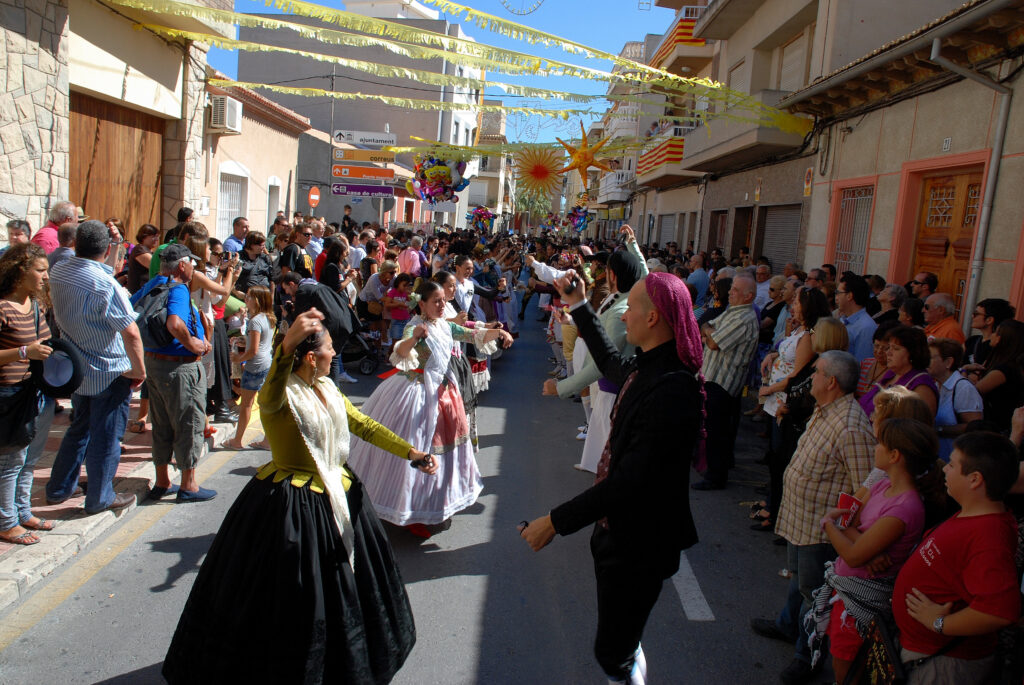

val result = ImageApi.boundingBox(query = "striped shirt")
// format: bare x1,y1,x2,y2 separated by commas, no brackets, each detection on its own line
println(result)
775,393,876,546
49,257,137,396
0,300,50,386
701,303,759,396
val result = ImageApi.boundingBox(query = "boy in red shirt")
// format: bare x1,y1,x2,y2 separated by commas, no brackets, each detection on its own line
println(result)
893,431,1021,683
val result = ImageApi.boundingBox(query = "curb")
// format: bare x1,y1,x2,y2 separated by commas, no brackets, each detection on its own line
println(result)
0,421,238,615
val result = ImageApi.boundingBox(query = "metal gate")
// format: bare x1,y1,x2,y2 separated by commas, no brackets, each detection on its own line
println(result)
835,186,874,275
761,205,801,271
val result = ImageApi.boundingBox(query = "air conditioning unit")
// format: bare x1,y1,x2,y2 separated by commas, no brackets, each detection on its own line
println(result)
209,95,243,134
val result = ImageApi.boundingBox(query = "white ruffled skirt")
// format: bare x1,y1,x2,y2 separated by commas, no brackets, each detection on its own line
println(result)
346,374,483,526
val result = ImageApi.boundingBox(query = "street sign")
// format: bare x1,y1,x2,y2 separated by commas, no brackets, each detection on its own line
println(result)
332,164,395,180
308,186,321,208
333,148,396,163
332,130,397,146
330,183,395,198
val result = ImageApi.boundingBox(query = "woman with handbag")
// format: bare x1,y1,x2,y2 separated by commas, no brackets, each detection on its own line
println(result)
0,243,55,545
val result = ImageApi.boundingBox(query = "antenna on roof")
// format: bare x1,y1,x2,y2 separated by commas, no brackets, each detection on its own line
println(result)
638,1,652,9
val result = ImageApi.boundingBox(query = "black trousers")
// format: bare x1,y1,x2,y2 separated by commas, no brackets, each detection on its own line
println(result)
209,318,233,404
704,381,741,485
591,526,665,681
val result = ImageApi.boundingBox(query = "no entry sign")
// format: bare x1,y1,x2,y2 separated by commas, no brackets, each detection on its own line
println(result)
308,186,321,208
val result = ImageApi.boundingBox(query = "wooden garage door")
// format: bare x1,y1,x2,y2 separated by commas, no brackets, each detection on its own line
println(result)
70,92,164,241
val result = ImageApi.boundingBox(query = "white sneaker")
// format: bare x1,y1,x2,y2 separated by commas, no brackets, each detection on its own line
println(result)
576,424,588,432
576,429,588,440
338,371,359,383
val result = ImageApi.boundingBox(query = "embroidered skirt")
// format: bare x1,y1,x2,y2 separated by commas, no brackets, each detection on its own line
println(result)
163,475,415,685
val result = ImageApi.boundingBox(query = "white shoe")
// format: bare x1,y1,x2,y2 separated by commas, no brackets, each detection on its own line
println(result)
576,424,588,432
576,430,588,440
338,371,359,383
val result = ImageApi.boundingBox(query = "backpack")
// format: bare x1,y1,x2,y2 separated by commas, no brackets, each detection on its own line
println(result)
134,281,185,349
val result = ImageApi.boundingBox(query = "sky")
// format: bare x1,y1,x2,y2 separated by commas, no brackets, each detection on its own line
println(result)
206,0,678,143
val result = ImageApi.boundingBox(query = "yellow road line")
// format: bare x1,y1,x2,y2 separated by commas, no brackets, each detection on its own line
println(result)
0,442,243,651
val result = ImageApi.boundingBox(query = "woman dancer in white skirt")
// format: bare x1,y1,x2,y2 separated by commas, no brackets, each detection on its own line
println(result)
347,280,513,538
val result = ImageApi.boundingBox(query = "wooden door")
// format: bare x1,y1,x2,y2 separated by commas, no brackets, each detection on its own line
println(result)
70,92,164,241
912,171,982,319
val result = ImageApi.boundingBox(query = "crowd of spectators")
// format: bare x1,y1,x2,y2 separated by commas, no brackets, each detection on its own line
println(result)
1,202,1023,683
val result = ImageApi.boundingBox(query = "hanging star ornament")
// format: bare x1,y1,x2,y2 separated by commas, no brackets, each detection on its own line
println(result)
557,122,614,191
514,147,564,198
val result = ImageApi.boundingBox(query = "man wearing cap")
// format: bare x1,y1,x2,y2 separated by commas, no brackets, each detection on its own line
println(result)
46,220,146,514
32,200,79,255
131,244,216,503
541,226,648,473
522,269,704,685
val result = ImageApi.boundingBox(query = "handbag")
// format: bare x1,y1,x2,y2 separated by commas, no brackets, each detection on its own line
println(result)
367,300,384,316
0,302,44,449
843,615,965,685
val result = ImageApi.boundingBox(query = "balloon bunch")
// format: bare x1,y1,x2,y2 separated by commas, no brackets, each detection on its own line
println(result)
566,205,592,232
467,205,496,232
539,212,564,232
406,154,470,205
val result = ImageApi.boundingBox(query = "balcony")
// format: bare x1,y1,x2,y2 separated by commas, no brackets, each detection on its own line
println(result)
680,90,807,173
692,0,767,40
604,107,639,142
648,8,714,75
637,127,702,189
596,171,635,205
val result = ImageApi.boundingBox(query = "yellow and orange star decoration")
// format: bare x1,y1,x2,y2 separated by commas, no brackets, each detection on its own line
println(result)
557,122,613,191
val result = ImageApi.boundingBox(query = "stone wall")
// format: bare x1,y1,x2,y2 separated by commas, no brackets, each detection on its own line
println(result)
0,0,69,238
161,41,206,228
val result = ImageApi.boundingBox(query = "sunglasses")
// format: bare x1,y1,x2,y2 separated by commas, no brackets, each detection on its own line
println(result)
301,232,313,237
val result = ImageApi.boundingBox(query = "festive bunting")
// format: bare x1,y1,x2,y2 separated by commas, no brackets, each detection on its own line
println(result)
514,147,564,198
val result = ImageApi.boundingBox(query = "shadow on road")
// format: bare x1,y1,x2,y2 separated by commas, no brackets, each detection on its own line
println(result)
147,533,217,592
92,663,164,684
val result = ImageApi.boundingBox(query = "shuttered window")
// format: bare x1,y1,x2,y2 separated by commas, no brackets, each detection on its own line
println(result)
659,214,676,246
218,174,246,240
761,205,801,272
728,59,749,93
779,35,806,92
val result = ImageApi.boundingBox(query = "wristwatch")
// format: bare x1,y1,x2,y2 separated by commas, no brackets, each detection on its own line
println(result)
933,616,945,634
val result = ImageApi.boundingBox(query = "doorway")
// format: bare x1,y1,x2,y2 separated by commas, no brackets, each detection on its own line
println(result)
912,170,982,319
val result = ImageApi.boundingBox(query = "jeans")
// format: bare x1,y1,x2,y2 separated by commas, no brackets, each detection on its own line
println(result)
780,542,836,663
46,376,131,513
0,396,55,529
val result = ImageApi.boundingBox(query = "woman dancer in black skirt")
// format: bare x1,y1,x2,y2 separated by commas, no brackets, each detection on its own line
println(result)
163,309,437,684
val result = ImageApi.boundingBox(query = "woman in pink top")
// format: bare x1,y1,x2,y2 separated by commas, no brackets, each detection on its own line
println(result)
809,417,941,682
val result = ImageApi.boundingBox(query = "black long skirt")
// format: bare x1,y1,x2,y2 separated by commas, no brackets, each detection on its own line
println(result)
163,475,416,685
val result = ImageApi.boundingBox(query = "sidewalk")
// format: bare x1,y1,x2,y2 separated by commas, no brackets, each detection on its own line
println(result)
0,396,254,613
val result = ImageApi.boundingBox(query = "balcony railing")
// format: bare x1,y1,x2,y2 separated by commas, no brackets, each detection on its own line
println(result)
648,7,708,69
597,171,635,203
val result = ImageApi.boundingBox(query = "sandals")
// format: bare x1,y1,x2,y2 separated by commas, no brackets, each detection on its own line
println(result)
20,517,54,531
0,528,40,545
203,426,217,439
748,502,769,518
128,419,149,434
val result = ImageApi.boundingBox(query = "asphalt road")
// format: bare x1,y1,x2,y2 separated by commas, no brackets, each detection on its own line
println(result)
0,313,823,684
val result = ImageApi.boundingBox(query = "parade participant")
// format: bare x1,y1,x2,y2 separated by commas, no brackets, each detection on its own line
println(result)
346,280,512,538
432,270,481,445
452,254,501,392
521,271,704,685
542,226,647,473
163,309,437,684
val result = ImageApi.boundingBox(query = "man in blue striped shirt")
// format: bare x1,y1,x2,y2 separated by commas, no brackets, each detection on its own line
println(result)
46,221,146,514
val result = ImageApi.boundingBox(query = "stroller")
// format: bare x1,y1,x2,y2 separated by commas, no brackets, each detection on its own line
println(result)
341,331,379,376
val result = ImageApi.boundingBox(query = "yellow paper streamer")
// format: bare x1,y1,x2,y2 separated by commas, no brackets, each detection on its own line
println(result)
209,78,594,119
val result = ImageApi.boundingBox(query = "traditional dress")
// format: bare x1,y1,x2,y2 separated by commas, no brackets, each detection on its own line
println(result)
347,316,496,526
454,277,492,393
163,346,417,685
443,301,480,446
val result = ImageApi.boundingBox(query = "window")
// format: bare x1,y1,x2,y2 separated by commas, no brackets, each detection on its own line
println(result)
728,59,749,94
834,186,874,274
218,173,247,240
779,34,807,92
453,122,460,145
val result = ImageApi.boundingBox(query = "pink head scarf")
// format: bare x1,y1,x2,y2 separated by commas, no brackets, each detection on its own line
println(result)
643,272,703,373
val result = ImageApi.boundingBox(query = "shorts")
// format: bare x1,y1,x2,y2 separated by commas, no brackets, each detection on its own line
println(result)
827,596,864,661
389,319,410,342
240,367,269,392
357,298,381,322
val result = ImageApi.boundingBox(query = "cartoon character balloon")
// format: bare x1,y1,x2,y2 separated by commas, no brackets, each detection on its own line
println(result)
566,205,592,232
467,205,496,232
407,154,466,205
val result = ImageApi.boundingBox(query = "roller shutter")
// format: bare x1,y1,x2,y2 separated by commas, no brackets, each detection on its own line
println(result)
761,205,801,271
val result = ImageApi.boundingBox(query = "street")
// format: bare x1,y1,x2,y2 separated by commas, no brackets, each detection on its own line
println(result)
0,316,809,684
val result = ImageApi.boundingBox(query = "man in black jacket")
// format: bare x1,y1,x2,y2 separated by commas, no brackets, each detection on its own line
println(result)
521,270,705,684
